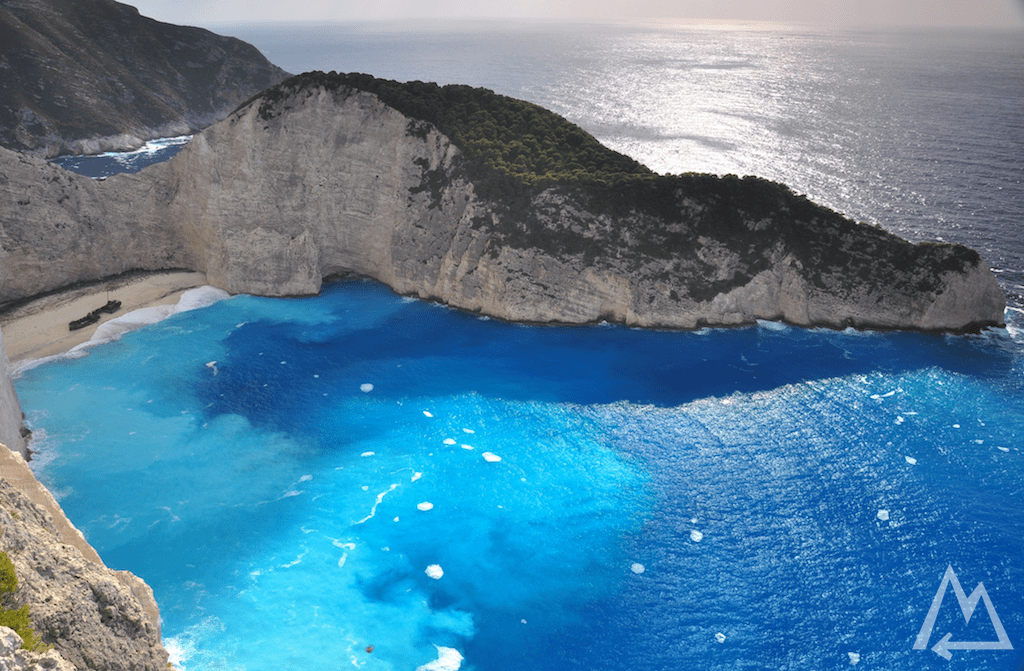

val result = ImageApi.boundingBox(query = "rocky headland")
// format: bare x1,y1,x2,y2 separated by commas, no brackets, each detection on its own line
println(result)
0,71,1008,332
0,68,1009,671
0,0,289,157
0,446,168,671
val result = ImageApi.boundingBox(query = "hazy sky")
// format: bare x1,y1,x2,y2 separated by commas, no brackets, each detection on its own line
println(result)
130,0,1024,29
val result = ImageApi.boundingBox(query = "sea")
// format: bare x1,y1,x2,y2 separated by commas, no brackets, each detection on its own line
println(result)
18,20,1024,671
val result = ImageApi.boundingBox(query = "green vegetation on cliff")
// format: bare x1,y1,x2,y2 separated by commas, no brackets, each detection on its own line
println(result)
251,70,654,190
0,551,45,651
247,71,982,299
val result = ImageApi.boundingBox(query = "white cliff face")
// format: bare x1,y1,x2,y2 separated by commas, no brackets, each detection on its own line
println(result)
0,75,1007,331
0,327,25,456
144,85,471,298
0,149,199,303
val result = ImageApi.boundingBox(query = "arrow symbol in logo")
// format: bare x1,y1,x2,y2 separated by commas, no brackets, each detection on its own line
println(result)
913,565,1013,660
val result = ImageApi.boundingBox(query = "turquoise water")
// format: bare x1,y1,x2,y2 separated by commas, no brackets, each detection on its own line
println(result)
29,20,1024,670
16,279,1024,670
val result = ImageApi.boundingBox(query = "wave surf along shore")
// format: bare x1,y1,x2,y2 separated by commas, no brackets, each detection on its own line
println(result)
1,272,220,373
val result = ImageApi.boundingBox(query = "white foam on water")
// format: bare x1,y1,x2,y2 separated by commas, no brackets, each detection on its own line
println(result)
281,551,305,568
876,509,889,521
690,517,698,524
905,456,918,465
338,553,348,568
423,410,434,417
14,287,232,375
417,501,434,511
299,475,312,482
164,637,188,671
715,632,726,643
756,319,790,331
974,439,984,444
361,451,375,457
895,416,904,424
998,446,1010,452
415,645,462,671
630,563,645,574
443,438,457,445
332,540,356,550
482,452,502,462
360,383,374,393
460,444,474,450
412,472,423,482
354,484,399,524
462,428,475,434
424,564,444,580
848,652,861,665
690,530,703,542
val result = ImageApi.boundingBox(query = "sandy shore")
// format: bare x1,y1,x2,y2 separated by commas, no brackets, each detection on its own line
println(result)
1,271,209,365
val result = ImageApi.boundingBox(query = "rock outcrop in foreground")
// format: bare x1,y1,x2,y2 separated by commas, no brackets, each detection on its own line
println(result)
0,0,289,157
0,446,169,670
0,71,1007,331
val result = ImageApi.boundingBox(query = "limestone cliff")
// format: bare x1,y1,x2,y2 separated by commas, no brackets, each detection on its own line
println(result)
0,0,289,157
0,72,1007,331
0,446,169,671
0,625,76,671
0,327,26,456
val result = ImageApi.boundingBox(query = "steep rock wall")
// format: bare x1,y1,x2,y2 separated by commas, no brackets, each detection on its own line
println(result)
130,80,1007,331
0,148,198,303
0,446,169,670
0,327,25,456
0,76,1007,331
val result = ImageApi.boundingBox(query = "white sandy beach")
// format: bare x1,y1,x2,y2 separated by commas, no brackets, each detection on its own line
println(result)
0,271,210,365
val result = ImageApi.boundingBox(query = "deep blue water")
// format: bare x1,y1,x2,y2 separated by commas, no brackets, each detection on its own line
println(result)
27,20,1024,671
50,136,191,178
15,280,1024,670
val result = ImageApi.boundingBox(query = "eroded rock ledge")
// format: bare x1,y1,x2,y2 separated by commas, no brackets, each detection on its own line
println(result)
0,447,169,670
0,71,1007,332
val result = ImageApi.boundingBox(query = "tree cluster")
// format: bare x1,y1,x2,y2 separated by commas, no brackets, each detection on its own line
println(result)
0,551,45,651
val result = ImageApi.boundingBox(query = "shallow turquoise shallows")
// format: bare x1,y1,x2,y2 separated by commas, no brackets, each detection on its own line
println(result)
16,278,1024,670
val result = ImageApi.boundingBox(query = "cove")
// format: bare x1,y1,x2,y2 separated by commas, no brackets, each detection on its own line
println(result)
16,278,1024,670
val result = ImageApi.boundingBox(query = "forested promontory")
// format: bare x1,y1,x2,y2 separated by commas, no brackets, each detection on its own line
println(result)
0,0,289,156
0,70,1006,333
